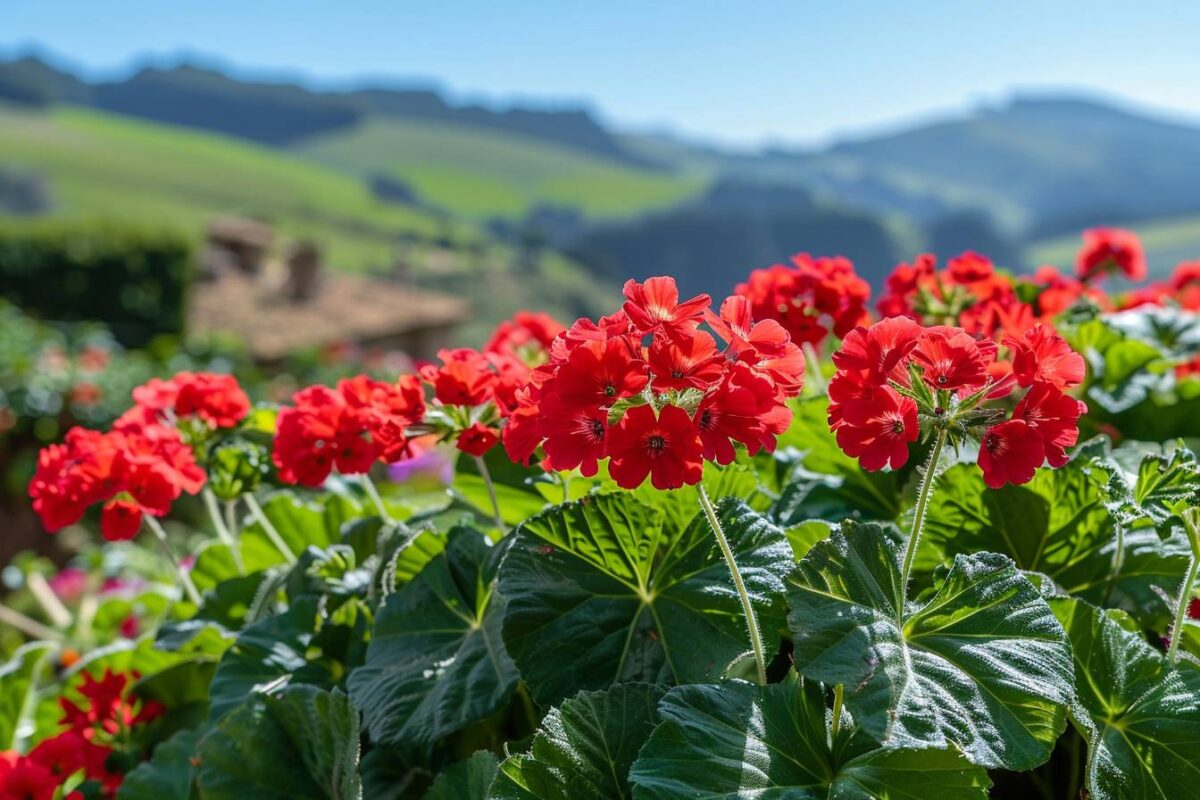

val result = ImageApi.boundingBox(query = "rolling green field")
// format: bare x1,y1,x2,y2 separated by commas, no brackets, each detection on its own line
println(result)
296,117,704,219
0,104,465,271
1026,215,1200,279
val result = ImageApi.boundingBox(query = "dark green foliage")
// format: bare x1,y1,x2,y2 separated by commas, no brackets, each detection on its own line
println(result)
0,219,192,346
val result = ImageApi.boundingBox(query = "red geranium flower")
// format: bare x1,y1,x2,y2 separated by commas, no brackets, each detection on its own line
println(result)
456,422,500,457
1076,227,1146,282
697,361,790,465
832,316,922,383
0,755,59,800
622,276,710,340
978,419,1046,488
910,325,991,390
121,372,250,431
546,336,648,409
538,396,609,477
420,349,497,407
832,386,919,471
734,254,870,346
647,330,725,391
484,311,566,360
1005,324,1086,390
607,404,704,491
1013,383,1087,467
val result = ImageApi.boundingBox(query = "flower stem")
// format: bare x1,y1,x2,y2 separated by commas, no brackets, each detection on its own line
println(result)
474,455,507,534
1167,509,1200,664
203,488,244,575
899,428,948,612
143,516,202,605
802,341,826,394
25,571,72,629
244,494,297,564
0,603,64,641
831,683,845,740
697,483,767,686
360,473,394,525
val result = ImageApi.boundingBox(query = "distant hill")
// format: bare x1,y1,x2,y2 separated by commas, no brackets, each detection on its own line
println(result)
0,56,653,166
644,96,1200,238
297,117,702,219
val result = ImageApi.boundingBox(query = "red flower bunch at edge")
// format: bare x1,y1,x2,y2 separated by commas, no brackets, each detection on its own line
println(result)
483,310,566,361
117,371,251,431
875,251,1048,347
503,276,805,490
828,316,1087,488
273,375,426,487
29,421,205,541
734,254,870,346
1076,227,1147,283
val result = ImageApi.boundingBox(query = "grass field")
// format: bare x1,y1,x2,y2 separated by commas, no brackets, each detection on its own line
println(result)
296,117,705,219
1026,215,1200,279
0,104,467,271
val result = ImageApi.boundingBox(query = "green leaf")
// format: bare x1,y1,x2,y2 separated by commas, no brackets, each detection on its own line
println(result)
116,727,202,800
1052,597,1200,800
629,677,991,799
500,493,793,705
207,596,338,720
0,641,54,749
492,683,665,800
786,522,1074,770
197,685,362,800
348,528,518,746
424,751,499,800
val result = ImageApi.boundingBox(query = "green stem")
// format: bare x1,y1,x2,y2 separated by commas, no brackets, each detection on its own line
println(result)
475,455,507,534
0,604,63,641
697,483,767,686
1167,510,1200,664
360,473,394,525
144,516,202,605
831,683,845,741
899,428,948,612
802,341,826,395
25,571,72,629
244,494,297,564
204,488,243,575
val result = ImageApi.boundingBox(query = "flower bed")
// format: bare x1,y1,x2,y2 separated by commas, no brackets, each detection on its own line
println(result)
2,227,1199,799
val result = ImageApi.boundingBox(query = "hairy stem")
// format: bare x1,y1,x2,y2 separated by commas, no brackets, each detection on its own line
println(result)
475,455,507,534
244,494,297,564
360,473,394,525
204,488,243,575
899,428,948,613
697,483,767,686
144,516,202,605
1167,510,1200,664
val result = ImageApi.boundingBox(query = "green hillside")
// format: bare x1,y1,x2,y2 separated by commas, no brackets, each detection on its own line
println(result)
0,103,461,270
296,117,704,219
1026,214,1200,279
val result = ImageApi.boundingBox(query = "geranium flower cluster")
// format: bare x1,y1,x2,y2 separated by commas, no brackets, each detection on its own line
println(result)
272,375,426,486
828,316,1087,488
0,669,162,799
272,312,563,485
875,251,1048,344
734,253,870,346
502,277,805,490
29,421,205,542
29,371,252,539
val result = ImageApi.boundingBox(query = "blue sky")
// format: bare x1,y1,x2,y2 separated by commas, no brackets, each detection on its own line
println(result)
5,1,1200,147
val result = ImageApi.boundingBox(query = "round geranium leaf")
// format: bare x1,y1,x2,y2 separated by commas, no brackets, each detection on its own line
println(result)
629,677,991,799
1052,597,1200,800
492,683,665,800
499,493,793,705
348,527,518,746
787,521,1074,771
